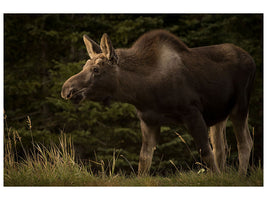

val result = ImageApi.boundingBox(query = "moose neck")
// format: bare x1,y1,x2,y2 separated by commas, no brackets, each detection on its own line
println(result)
114,67,145,107
113,49,151,108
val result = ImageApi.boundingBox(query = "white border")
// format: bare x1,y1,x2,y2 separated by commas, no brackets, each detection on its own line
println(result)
1,0,266,200
0,0,266,13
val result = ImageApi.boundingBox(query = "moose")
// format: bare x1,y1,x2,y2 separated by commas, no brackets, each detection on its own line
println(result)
61,30,256,175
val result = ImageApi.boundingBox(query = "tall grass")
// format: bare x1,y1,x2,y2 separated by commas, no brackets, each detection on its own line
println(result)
4,119,125,186
5,130,80,185
4,117,263,186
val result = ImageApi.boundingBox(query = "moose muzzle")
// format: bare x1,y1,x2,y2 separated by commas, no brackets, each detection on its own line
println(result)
61,82,75,100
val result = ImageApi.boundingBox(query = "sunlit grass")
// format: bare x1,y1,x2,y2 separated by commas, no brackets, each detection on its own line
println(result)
4,126,263,186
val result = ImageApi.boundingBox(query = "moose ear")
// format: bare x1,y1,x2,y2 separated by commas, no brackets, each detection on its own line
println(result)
83,35,101,59
100,33,117,62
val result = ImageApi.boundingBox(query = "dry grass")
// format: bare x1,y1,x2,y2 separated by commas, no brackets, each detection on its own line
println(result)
4,126,263,186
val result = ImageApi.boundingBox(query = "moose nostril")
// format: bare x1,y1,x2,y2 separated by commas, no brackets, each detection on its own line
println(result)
66,89,74,99
67,92,72,99
66,88,79,99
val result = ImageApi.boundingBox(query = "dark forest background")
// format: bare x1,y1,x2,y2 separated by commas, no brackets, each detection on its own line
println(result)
4,14,263,175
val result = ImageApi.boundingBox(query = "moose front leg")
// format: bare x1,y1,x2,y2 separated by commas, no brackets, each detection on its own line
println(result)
138,120,160,176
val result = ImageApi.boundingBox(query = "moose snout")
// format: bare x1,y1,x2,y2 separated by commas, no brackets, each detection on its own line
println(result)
61,83,75,100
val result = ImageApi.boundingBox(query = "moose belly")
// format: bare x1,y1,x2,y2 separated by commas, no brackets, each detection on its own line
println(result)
202,98,236,126
137,96,235,127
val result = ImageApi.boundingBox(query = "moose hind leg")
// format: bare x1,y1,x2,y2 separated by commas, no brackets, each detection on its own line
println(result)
231,112,253,175
138,120,160,176
209,118,228,171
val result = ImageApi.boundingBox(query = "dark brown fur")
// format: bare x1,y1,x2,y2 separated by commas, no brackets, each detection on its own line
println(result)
61,30,256,175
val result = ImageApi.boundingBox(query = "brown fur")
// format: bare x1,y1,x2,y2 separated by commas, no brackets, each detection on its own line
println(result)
61,30,256,175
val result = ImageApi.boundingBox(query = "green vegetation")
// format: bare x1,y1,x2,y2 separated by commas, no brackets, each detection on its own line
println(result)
4,14,263,180
4,129,262,186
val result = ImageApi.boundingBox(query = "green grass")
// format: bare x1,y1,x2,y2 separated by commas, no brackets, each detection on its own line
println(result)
4,128,263,186
4,163,263,186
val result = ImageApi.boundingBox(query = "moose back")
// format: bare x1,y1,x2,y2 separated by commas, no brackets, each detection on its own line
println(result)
61,30,256,175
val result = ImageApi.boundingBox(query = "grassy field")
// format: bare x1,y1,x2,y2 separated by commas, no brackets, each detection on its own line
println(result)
4,165,263,186
4,129,263,187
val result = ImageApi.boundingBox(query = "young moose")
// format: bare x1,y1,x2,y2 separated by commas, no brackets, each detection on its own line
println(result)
61,30,256,175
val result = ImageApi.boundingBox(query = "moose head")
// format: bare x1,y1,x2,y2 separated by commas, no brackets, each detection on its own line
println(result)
61,33,119,104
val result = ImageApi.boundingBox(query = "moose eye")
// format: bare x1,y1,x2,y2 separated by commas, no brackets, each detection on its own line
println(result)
93,67,99,73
